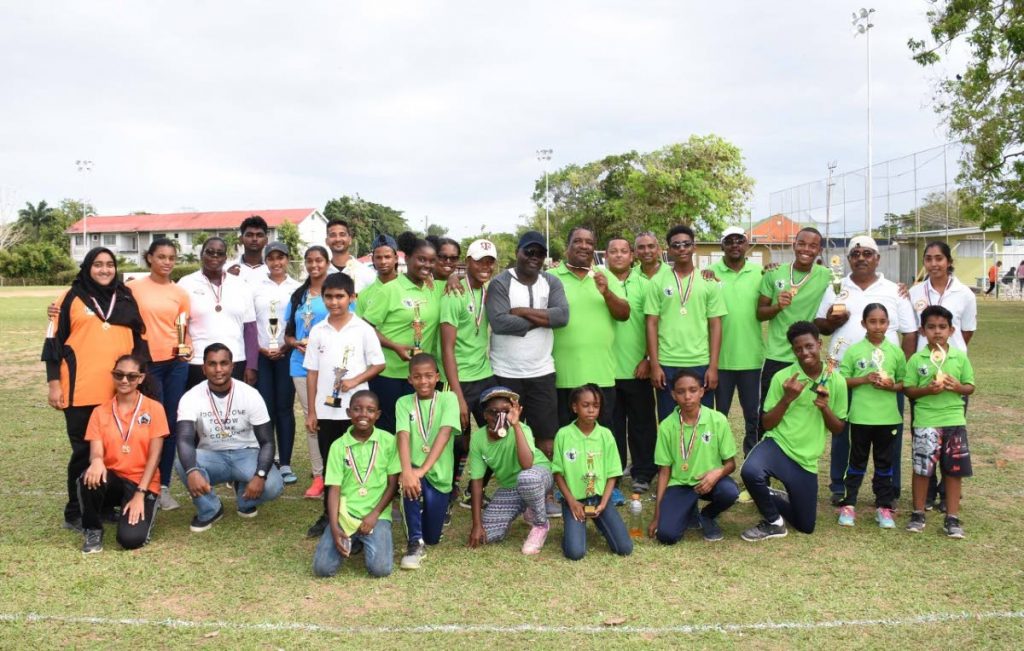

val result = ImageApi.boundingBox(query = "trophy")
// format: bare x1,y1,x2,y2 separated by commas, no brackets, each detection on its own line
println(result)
829,255,848,316
871,347,889,382
175,312,192,359
411,302,424,355
814,337,846,397
930,345,948,384
324,346,353,408
583,451,598,517
268,300,280,353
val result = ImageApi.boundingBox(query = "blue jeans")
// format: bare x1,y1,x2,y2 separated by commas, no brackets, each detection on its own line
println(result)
656,365,712,421
175,448,284,521
561,496,633,560
714,369,761,456
148,359,188,487
830,392,904,497
655,478,739,544
257,354,296,466
741,438,818,534
312,519,393,578
403,474,450,545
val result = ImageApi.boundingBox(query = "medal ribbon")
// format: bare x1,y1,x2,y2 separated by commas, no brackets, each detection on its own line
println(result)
89,293,117,324
673,270,695,313
206,386,235,435
926,276,954,306
472,282,487,335
415,392,437,450
789,265,811,291
346,441,379,488
111,394,144,448
679,407,701,467
206,274,224,310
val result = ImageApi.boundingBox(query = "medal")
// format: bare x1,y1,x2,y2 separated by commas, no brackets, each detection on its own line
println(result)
789,265,811,296
679,407,700,473
682,463,689,472
358,487,368,497
422,445,431,454
112,394,144,457
930,345,948,383
472,283,487,335
206,385,235,440
789,286,799,297
206,274,224,314
347,441,379,498
215,304,222,312
673,269,695,317
121,445,131,454
414,392,437,455
679,306,688,316
89,294,117,330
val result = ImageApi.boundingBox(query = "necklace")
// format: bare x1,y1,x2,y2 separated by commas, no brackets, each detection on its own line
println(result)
927,276,954,306
789,264,812,296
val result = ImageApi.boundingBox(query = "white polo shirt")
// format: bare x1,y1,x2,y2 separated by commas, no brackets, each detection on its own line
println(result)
177,380,270,451
303,315,385,418
252,274,301,350
231,258,270,284
178,270,256,365
327,256,377,294
816,273,917,361
908,277,977,352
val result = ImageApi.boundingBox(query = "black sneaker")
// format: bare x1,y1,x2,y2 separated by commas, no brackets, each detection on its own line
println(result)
62,518,84,534
943,515,964,539
189,504,225,533
702,517,724,542
631,479,650,494
400,539,427,570
830,492,844,507
937,499,947,514
443,502,453,527
459,489,489,509
306,514,328,539
82,528,103,554
906,511,926,533
741,520,788,542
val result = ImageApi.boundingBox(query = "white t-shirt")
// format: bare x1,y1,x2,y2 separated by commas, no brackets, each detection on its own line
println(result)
178,271,256,365
908,277,977,352
816,273,917,361
303,315,386,419
490,270,556,378
177,380,270,451
327,256,377,294
251,274,301,350
231,258,270,284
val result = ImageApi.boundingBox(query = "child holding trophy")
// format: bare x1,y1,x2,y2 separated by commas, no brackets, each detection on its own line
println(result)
395,353,460,570
836,304,906,528
303,273,386,538
904,306,976,538
551,384,632,560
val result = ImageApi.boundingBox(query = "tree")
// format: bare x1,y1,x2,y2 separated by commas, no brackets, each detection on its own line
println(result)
323,195,410,255
0,241,75,279
17,201,55,238
425,223,449,238
48,199,94,244
191,231,211,252
276,219,304,257
458,231,520,270
910,2,1024,235
223,231,241,259
0,221,25,252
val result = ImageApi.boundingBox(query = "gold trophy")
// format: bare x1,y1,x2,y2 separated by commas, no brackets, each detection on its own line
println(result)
583,451,598,517
814,337,846,397
871,347,889,382
324,346,353,408
829,255,848,316
175,312,192,359
411,302,424,355
267,300,280,353
930,345,948,384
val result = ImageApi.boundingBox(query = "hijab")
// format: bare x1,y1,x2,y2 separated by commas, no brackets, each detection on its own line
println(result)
69,247,146,332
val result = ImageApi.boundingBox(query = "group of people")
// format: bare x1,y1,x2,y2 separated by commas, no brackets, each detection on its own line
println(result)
42,214,981,577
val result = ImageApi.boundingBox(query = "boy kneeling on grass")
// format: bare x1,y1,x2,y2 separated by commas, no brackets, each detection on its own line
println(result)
903,306,975,539
312,390,400,578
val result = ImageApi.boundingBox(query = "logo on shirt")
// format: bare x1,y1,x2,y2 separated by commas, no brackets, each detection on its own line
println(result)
663,287,674,296
402,298,417,309
775,279,786,291
856,358,869,371
83,307,95,316
138,413,151,425
918,365,930,377
701,431,712,444
467,303,475,313
565,449,578,462
914,299,927,313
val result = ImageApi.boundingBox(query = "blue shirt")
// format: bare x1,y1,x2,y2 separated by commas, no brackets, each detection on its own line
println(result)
285,292,328,377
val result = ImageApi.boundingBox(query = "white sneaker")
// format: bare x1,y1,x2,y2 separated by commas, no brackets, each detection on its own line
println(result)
158,486,180,511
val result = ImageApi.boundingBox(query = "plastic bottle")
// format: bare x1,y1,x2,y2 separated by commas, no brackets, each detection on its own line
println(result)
628,493,644,540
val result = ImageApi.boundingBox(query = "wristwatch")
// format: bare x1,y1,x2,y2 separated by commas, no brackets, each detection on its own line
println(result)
256,469,268,479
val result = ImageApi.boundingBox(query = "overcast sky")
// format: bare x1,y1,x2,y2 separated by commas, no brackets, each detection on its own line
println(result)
0,1,965,240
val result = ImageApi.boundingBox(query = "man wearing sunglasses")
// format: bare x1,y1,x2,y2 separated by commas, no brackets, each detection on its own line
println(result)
815,235,918,504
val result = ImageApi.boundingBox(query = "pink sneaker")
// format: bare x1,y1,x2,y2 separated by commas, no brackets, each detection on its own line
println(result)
304,476,324,499
522,521,549,555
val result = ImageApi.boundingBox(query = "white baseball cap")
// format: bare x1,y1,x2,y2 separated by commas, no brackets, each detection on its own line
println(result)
720,226,747,242
847,235,879,254
467,239,498,260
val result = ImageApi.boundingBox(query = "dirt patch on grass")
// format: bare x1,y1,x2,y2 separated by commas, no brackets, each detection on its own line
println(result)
0,287,65,298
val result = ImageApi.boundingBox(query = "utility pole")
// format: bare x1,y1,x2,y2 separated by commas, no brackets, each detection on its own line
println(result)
825,161,837,261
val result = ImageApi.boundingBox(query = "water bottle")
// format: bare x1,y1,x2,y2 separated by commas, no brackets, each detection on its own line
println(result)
628,493,644,540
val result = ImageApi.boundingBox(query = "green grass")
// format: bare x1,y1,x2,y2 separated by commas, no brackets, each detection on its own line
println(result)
2,291,1023,649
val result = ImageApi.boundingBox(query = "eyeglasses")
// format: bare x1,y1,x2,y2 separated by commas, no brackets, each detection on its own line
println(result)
848,249,876,260
438,255,459,263
203,250,227,258
521,248,546,259
111,371,143,382
668,241,695,250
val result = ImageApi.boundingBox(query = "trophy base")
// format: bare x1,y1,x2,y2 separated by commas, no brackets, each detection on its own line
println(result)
814,387,830,398
175,345,192,358
268,344,279,354
831,303,847,317
324,397,342,408
583,505,598,518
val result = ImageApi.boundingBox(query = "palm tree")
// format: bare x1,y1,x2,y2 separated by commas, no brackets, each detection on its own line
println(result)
17,201,55,238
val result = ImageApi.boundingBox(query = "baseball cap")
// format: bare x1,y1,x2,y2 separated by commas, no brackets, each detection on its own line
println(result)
517,231,547,252
847,235,879,254
372,234,398,252
264,241,291,258
720,226,747,243
480,385,520,406
467,239,498,260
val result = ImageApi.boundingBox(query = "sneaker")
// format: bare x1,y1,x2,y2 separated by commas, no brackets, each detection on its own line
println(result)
400,539,427,570
280,466,298,485
611,487,626,507
631,479,650,494
875,507,896,529
82,528,103,554
687,508,703,530
702,517,724,542
237,506,258,519
190,504,225,533
158,486,180,511
943,515,964,539
522,521,550,555
443,502,453,527
737,489,753,504
545,497,562,519
937,498,947,514
906,511,926,533
306,514,328,539
459,489,490,509
62,518,84,534
304,476,324,500
830,492,844,507
838,506,856,527
741,519,788,542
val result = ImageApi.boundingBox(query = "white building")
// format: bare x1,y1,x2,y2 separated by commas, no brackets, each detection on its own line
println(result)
65,208,327,264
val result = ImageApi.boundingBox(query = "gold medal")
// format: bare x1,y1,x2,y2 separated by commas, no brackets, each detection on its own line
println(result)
358,487,368,497
421,445,430,454
682,462,689,472
789,286,799,297
121,444,131,454
680,307,688,316
101,321,111,330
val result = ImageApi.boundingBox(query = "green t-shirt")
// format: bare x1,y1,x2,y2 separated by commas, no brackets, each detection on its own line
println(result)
654,407,737,487
839,338,906,425
431,282,449,384
710,259,765,371
468,422,551,489
760,264,832,363
905,346,975,427
612,268,651,380
324,427,401,521
643,267,728,367
764,362,849,474
551,265,621,388
551,422,622,500
362,274,441,379
439,279,492,382
355,278,386,318
395,391,461,493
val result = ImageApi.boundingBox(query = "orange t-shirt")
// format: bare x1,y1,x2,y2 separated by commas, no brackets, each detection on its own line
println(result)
48,292,136,406
988,265,998,282
128,276,191,362
85,394,169,493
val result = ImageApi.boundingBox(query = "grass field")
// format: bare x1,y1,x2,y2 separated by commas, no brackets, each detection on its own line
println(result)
1,290,1022,649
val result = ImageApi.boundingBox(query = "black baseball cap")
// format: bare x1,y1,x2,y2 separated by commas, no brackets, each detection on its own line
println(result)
517,231,547,252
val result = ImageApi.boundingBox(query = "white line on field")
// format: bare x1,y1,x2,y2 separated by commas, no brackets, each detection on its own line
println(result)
1,610,1022,636
0,489,309,501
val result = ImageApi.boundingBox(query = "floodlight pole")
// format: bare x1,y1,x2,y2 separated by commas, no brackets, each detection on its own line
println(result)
75,159,93,255
853,8,875,234
536,148,553,252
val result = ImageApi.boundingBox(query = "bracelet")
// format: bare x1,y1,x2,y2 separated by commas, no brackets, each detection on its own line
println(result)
135,487,147,494
185,467,200,475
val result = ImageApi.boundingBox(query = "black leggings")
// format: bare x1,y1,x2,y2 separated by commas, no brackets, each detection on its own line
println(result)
840,423,898,508
78,470,158,549
63,405,96,522
317,419,351,515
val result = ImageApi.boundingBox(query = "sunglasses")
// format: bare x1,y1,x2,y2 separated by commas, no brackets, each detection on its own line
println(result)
722,237,746,246
112,371,143,382
848,249,876,260
521,248,546,259
438,255,460,263
668,241,695,250
203,250,227,258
